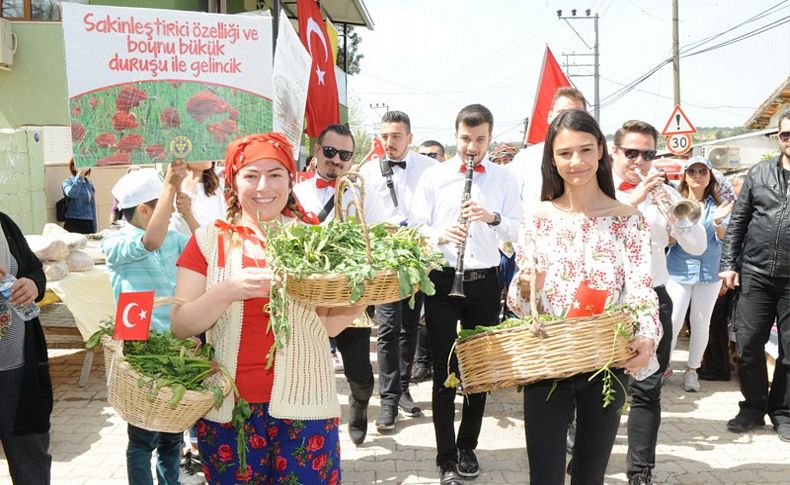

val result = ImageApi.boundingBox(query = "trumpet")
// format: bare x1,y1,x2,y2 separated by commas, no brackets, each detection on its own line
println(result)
638,171,701,230
448,154,476,298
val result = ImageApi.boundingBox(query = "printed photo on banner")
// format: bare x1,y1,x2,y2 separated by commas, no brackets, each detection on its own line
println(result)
61,3,273,167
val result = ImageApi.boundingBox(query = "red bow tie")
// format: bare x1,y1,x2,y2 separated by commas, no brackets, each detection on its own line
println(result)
618,181,638,191
459,163,486,174
316,178,336,189
214,220,266,268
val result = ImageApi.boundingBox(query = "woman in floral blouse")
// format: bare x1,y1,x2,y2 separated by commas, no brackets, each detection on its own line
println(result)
507,110,661,484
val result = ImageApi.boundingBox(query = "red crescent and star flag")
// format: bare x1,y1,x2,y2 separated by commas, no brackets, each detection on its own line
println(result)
363,136,385,163
113,290,154,340
297,0,340,138
565,280,608,318
525,46,572,145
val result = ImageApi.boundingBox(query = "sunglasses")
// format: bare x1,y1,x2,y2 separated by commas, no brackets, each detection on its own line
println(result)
319,145,354,162
419,152,440,159
686,167,709,176
618,147,657,161
779,131,790,142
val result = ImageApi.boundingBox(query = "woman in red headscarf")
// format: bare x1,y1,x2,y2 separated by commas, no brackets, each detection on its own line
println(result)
170,133,364,484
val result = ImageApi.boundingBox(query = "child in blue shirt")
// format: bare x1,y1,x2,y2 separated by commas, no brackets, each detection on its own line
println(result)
102,162,192,485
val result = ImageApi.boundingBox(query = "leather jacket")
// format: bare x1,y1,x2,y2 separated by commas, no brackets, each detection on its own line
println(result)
720,156,790,278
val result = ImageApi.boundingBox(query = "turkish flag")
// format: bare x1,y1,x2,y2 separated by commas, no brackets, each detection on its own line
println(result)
565,280,608,318
298,0,340,138
362,136,385,163
525,46,572,145
114,290,154,340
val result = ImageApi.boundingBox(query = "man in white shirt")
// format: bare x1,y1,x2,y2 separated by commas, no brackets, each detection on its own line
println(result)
611,120,706,485
508,87,587,206
410,104,521,485
292,124,375,446
358,111,437,432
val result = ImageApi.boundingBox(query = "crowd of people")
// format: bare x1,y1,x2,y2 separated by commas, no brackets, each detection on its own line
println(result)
1,93,788,485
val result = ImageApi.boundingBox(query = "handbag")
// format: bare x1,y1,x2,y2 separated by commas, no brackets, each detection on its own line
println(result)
55,196,69,222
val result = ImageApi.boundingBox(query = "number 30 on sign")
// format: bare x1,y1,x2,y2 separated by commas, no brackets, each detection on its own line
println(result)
666,133,692,156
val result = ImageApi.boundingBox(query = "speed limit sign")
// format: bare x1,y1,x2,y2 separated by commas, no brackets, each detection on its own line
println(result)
666,133,692,155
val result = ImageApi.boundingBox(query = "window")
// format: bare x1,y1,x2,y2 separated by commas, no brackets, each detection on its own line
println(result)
1,0,87,21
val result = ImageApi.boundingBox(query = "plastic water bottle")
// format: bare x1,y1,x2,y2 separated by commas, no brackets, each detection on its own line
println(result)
0,274,41,321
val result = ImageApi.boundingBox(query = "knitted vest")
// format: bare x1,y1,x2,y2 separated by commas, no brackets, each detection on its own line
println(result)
195,225,340,423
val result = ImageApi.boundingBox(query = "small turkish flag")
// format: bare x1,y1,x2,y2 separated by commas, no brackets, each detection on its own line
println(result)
566,280,608,318
363,136,385,163
114,290,154,340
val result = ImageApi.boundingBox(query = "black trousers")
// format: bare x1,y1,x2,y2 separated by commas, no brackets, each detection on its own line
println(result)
415,322,432,369
699,289,736,381
524,370,626,485
626,285,673,478
734,269,790,425
425,267,501,466
334,327,374,403
63,217,94,234
374,292,424,405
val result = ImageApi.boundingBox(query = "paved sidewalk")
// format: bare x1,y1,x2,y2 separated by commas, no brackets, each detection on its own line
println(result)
1,305,788,483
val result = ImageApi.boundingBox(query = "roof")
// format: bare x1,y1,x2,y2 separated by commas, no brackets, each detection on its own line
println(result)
744,76,790,129
260,0,375,29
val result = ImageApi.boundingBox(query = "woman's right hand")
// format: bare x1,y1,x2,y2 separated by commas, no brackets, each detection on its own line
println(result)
516,268,545,299
221,267,275,301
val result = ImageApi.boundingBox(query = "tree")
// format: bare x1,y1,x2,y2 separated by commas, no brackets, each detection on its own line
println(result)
336,26,363,75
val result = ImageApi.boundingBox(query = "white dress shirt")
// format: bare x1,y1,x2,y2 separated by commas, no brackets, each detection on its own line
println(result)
358,151,437,224
410,155,522,269
293,174,373,224
613,173,707,286
507,142,545,208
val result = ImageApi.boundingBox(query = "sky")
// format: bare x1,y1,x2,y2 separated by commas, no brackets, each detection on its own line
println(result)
346,0,790,146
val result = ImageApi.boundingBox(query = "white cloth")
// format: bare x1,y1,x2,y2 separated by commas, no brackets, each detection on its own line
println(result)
613,173,707,286
507,142,545,208
358,151,437,224
410,155,522,269
292,175,375,224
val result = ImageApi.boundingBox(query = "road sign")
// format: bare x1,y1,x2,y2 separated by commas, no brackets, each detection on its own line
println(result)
666,133,692,155
662,104,696,136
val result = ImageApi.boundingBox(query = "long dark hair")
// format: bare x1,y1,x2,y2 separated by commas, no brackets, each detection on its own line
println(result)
202,162,220,197
540,110,615,201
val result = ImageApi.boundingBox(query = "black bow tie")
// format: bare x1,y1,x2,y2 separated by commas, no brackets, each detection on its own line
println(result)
387,160,407,169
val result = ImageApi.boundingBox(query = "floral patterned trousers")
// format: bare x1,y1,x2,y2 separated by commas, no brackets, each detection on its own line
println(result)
197,403,340,485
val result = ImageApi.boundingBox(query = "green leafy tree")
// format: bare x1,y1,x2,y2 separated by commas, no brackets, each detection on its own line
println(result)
336,26,363,75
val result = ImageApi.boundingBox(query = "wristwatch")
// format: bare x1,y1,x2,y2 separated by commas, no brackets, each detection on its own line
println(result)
488,212,502,227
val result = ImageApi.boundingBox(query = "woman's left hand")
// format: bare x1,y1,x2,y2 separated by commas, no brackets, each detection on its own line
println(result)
10,277,38,307
624,336,655,375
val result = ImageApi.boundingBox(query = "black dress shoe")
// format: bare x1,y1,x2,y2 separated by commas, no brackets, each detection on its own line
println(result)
412,365,433,383
348,396,368,445
457,448,480,478
775,423,790,442
727,413,765,433
628,471,652,484
439,462,463,485
398,390,422,417
375,403,398,431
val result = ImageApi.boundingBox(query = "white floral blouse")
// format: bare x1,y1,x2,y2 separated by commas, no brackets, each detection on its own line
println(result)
506,213,662,346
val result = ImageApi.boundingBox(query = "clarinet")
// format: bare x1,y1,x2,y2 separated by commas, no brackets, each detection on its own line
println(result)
448,154,476,298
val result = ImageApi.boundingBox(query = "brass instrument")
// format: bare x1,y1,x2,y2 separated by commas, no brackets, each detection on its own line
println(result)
639,171,701,230
448,154,476,298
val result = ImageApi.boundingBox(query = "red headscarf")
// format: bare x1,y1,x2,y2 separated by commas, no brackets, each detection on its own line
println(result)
223,133,319,225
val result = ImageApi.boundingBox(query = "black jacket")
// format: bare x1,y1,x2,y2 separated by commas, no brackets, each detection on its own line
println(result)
720,156,790,278
0,212,53,435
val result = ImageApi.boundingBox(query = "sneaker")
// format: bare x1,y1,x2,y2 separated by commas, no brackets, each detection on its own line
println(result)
375,403,398,431
456,448,480,478
566,421,576,455
332,352,344,372
398,391,422,417
411,365,433,383
727,413,765,433
683,369,701,392
348,396,368,445
179,451,205,485
438,461,463,485
775,423,790,442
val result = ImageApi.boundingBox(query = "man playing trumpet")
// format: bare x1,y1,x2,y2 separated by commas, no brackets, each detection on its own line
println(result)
611,120,707,485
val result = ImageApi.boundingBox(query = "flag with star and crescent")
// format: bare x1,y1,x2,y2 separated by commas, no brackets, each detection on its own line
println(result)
565,280,608,318
114,290,155,340
297,0,340,138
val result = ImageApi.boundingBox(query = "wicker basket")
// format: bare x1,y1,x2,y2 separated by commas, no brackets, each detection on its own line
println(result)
284,172,407,307
100,298,231,432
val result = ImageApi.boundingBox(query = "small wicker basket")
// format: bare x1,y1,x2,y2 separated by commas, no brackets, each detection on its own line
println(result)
284,172,408,307
455,274,637,394
100,298,231,433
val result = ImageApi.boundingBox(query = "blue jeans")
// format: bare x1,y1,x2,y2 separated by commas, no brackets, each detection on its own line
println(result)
126,424,182,485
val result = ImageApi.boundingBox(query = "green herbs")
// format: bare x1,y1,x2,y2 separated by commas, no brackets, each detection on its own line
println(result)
588,320,634,413
457,314,562,340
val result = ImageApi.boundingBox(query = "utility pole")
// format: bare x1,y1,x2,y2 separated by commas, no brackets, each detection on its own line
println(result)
672,0,681,105
557,9,600,122
370,102,389,118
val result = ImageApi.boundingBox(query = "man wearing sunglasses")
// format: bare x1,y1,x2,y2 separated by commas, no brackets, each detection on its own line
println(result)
358,110,438,433
611,120,707,485
720,110,790,442
419,140,446,162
